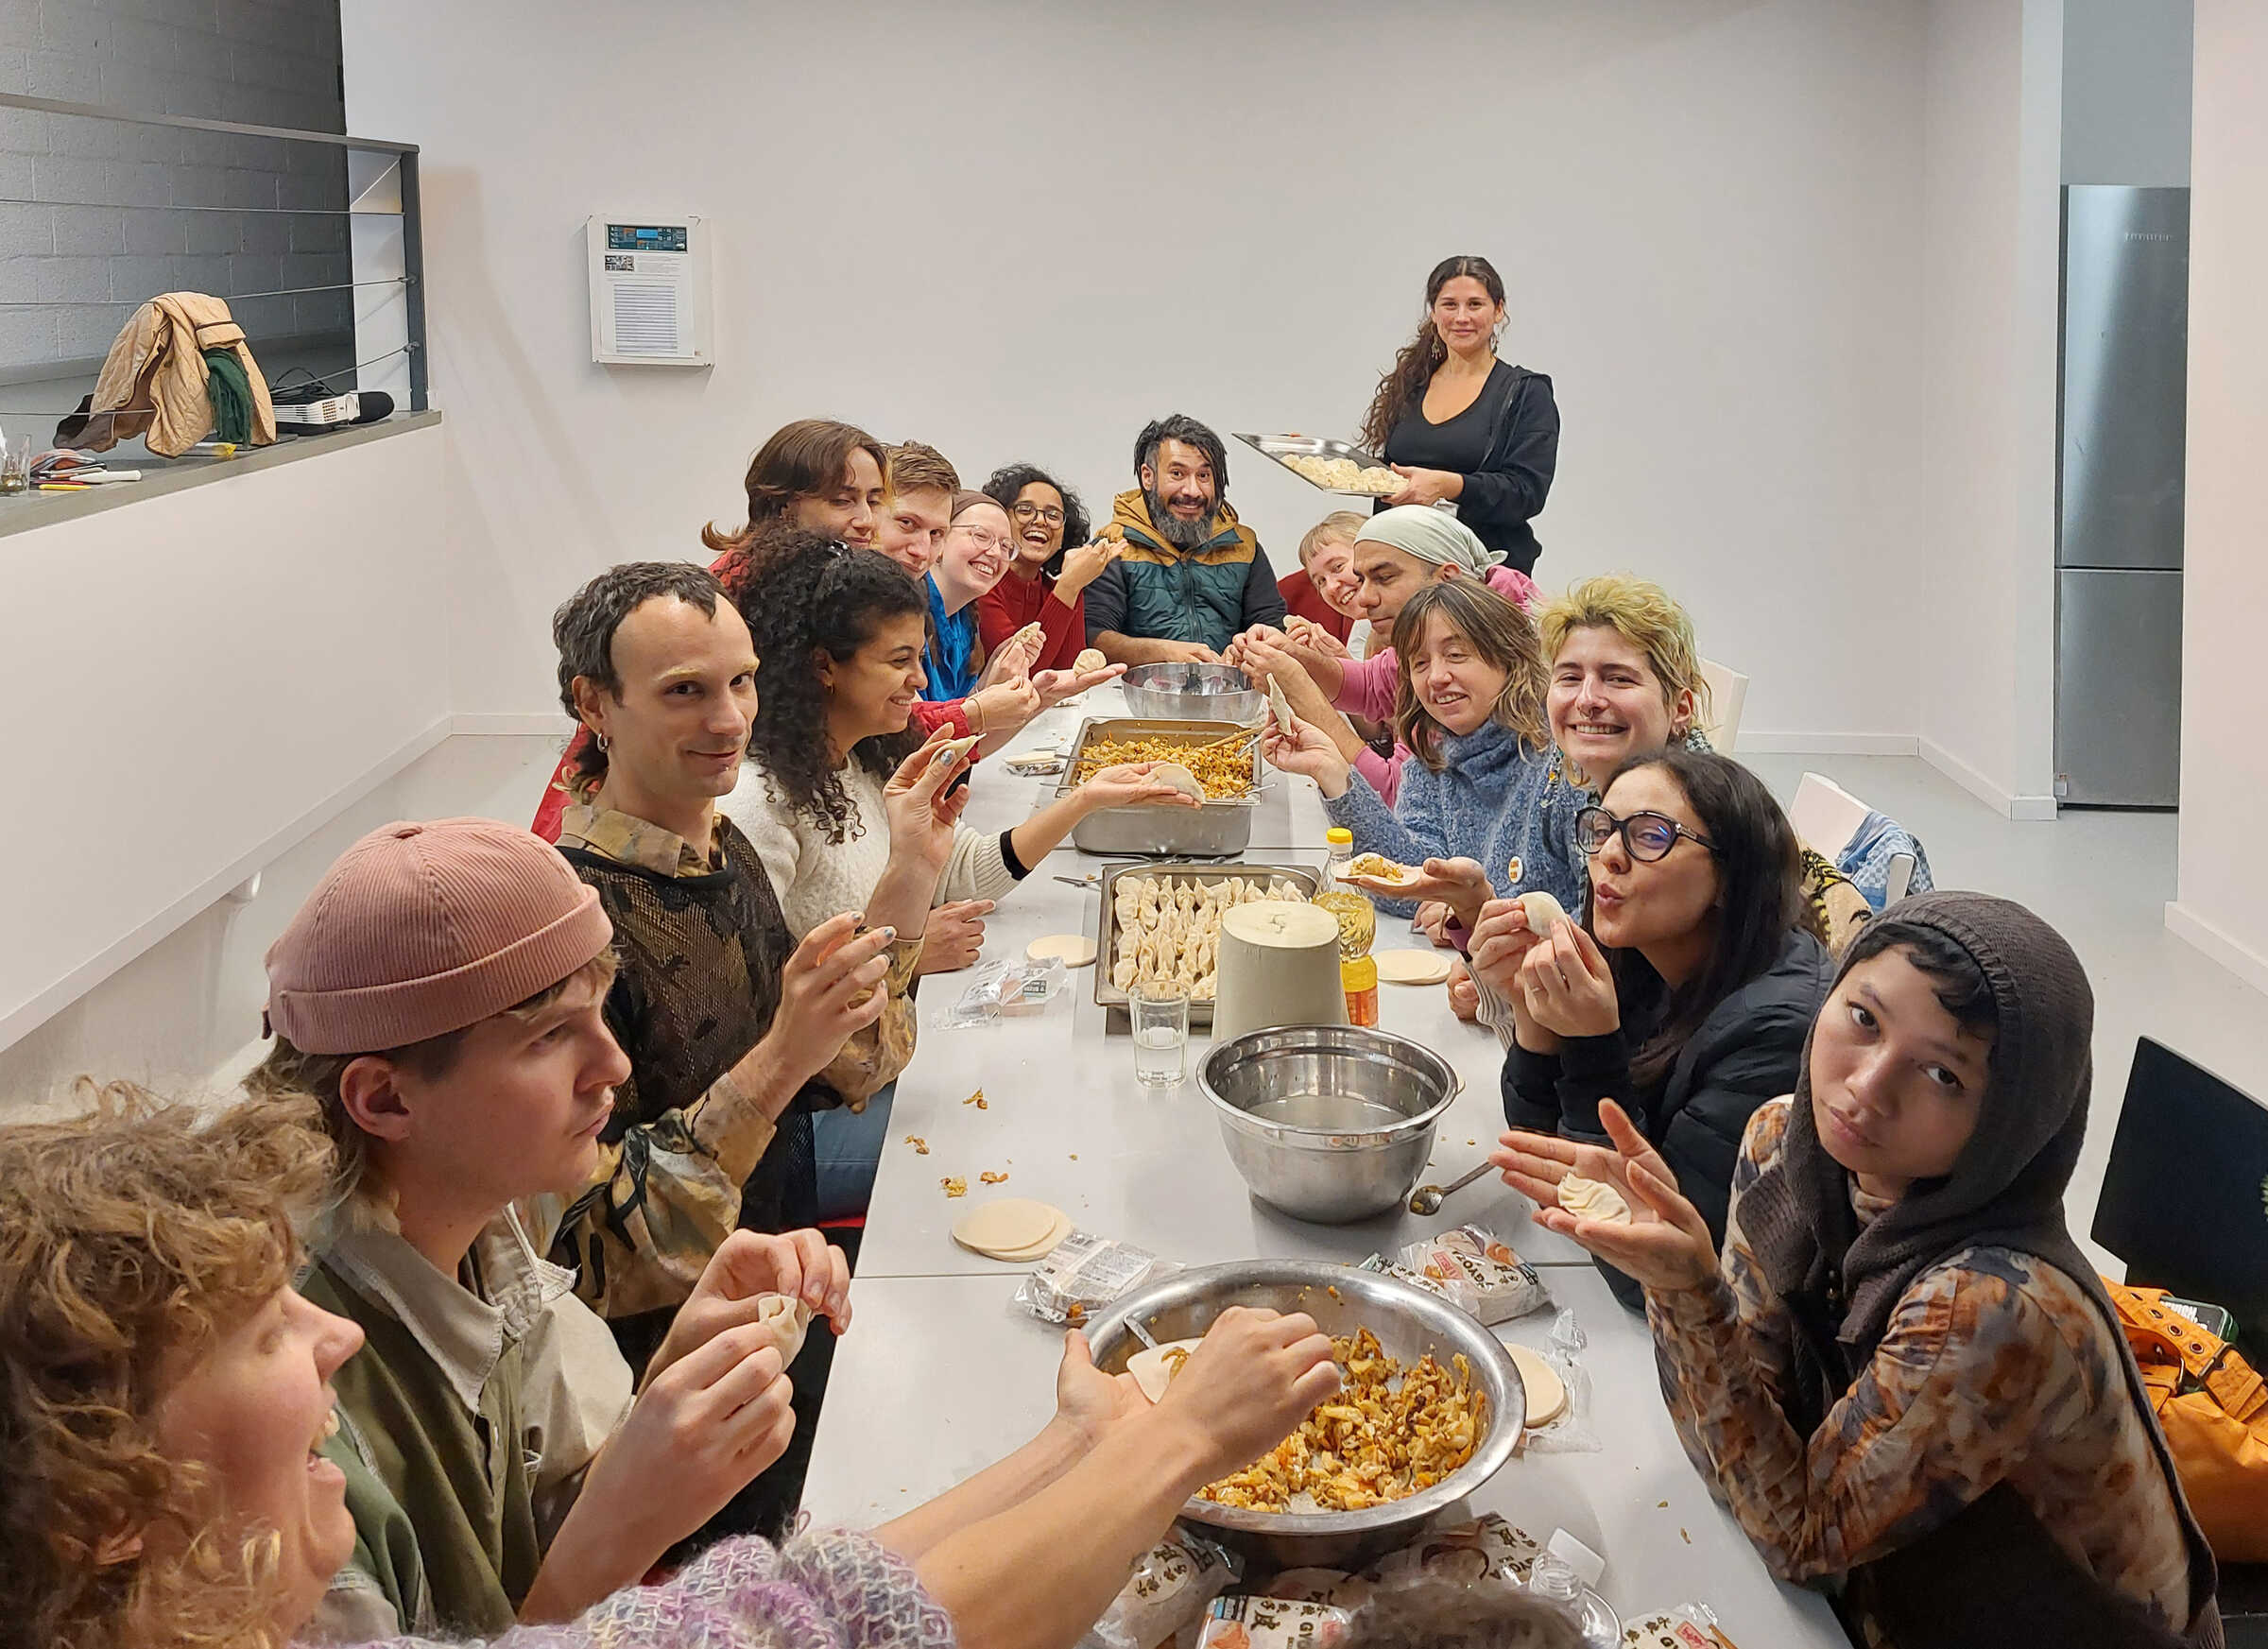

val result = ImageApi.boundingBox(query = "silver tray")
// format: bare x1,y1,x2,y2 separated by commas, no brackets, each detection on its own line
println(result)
1235,431,1400,497
1057,717,1263,858
1092,859,1320,1028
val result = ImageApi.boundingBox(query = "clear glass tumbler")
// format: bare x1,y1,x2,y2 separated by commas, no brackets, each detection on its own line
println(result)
1130,983,1189,1089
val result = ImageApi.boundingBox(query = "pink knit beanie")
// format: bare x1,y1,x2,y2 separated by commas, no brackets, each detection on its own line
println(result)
264,817,614,1054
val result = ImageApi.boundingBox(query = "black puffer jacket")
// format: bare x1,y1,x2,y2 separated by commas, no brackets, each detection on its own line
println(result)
1503,925,1833,1309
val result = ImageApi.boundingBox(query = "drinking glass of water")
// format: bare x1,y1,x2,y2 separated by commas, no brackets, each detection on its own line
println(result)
1130,983,1189,1089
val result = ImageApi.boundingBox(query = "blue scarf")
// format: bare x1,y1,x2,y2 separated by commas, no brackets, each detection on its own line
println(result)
922,575,980,700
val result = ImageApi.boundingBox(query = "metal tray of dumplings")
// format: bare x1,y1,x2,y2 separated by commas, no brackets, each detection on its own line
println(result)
1234,432,1400,497
1057,717,1264,858
1093,860,1322,1029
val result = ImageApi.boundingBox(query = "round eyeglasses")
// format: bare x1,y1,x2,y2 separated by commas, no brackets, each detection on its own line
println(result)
1009,501,1065,525
1574,805,1718,863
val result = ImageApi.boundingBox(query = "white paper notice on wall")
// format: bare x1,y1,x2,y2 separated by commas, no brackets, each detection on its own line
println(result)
587,215,713,366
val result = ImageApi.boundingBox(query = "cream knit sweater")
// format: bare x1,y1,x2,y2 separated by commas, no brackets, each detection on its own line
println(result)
723,758,1019,939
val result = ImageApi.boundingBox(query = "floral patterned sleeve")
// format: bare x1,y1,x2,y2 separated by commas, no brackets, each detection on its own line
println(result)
1641,1102,2118,1585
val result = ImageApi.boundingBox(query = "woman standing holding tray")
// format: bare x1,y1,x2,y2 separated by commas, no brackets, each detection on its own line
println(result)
1360,254,1559,576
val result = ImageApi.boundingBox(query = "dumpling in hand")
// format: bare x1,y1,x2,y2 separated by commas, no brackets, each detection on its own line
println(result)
1557,1173,1634,1226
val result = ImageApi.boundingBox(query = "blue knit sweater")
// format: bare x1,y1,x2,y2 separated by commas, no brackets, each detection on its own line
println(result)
1320,720,1589,917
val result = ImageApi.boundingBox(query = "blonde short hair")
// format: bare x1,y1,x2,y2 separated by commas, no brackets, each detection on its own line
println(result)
1537,574,1711,729
244,952,617,1220
1297,510,1366,568
0,1083,334,1649
884,440,959,502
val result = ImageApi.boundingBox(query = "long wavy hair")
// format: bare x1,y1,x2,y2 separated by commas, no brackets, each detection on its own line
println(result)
738,529,928,844
1359,256,1506,455
1588,747,1811,1087
700,419,885,556
0,1083,335,1649
1389,578,1548,771
980,462,1091,579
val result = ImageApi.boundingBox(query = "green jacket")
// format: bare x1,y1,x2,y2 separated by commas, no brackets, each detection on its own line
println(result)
1086,490,1284,653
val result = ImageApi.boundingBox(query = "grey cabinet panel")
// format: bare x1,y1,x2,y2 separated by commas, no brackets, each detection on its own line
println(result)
2055,568,2181,807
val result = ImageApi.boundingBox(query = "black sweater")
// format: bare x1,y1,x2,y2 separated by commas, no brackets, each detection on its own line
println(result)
1382,363,1559,574
1503,925,1833,1308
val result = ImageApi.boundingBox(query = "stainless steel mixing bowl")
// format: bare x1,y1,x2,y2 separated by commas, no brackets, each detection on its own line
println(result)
1086,1258,1524,1568
1120,661,1265,723
1199,1024,1460,1223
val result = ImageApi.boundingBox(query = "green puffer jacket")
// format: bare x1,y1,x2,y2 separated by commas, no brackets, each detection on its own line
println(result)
1090,489,1278,653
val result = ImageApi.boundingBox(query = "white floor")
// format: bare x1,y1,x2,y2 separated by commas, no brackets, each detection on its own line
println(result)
7,733,2261,1278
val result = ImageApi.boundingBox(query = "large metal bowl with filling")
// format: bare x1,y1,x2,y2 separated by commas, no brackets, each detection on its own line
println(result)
1119,661,1265,723
1086,1258,1523,1568
1198,1024,1460,1223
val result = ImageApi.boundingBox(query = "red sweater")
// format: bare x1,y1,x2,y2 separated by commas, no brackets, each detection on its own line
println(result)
1277,569,1353,642
977,571,1087,675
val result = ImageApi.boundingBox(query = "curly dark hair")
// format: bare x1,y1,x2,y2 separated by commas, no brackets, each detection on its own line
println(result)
551,560,729,795
737,529,929,844
980,463,1091,579
1360,255,1506,455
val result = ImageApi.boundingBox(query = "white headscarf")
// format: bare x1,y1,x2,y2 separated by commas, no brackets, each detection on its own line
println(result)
1352,505,1503,576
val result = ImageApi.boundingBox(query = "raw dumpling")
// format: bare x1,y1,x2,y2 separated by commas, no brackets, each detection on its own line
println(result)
1557,1173,1634,1225
755,1294,815,1366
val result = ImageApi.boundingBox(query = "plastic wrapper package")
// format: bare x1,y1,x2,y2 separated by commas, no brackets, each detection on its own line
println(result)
1521,1308,1602,1454
1197,1592,1353,1649
1013,1229,1179,1325
1369,1512,1544,1588
1621,1602,1732,1647
1078,1529,1243,1649
1395,1224,1553,1324
937,956,1071,1028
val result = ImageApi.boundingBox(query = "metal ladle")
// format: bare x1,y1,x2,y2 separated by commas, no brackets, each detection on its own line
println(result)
1408,1160,1494,1216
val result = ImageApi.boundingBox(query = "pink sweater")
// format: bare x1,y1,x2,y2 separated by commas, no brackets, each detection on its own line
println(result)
334,1531,954,1649
1333,564,1540,805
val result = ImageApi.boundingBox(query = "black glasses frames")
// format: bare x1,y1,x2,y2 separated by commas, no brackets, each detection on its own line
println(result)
1575,805,1719,862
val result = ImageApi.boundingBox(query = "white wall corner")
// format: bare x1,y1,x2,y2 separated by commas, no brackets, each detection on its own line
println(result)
453,713,570,737
1735,731,1922,757
1920,735,2060,819
2165,900,2268,997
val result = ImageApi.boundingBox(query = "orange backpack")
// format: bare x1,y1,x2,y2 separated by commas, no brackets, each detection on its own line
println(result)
2107,1280,2268,1563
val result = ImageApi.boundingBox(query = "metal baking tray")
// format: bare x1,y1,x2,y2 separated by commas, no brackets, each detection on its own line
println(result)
1093,860,1323,1028
1057,717,1263,858
1234,431,1400,497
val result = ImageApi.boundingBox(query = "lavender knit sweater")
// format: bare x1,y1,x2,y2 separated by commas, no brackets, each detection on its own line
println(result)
1320,720,1587,919
331,1531,954,1649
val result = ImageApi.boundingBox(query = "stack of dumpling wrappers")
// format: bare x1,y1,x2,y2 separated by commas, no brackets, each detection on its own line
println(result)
1109,875,1308,999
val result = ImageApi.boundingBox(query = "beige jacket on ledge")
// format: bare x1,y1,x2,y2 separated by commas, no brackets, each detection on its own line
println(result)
81,291,277,456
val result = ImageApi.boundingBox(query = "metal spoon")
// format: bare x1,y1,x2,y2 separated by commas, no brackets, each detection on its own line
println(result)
1125,1316,1161,1351
1408,1160,1494,1216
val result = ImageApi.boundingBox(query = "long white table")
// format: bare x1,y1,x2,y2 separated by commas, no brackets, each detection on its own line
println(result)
802,687,1850,1645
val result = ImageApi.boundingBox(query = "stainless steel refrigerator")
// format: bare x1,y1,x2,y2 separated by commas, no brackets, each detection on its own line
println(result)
2055,185,2188,809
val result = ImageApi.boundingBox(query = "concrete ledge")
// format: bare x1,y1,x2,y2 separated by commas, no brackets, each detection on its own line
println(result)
0,409,441,541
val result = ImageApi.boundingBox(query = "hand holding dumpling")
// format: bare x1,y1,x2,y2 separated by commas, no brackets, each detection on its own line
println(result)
1489,1101,1718,1293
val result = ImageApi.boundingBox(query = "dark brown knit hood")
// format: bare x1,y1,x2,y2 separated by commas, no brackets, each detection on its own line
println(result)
1744,890,2093,1349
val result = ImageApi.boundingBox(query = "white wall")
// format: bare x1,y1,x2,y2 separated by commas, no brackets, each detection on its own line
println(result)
2061,0,2192,185
0,425,453,1060
0,732,560,1112
342,0,1932,747
1910,0,2063,816
2167,1,2268,989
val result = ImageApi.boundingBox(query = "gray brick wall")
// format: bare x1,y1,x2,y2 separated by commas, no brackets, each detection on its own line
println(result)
0,0,347,374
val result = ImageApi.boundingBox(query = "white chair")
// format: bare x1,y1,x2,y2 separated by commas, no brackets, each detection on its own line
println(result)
1696,657,1747,753
1790,771,1917,906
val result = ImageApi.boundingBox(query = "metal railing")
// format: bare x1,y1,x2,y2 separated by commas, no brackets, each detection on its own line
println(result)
0,91,426,427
